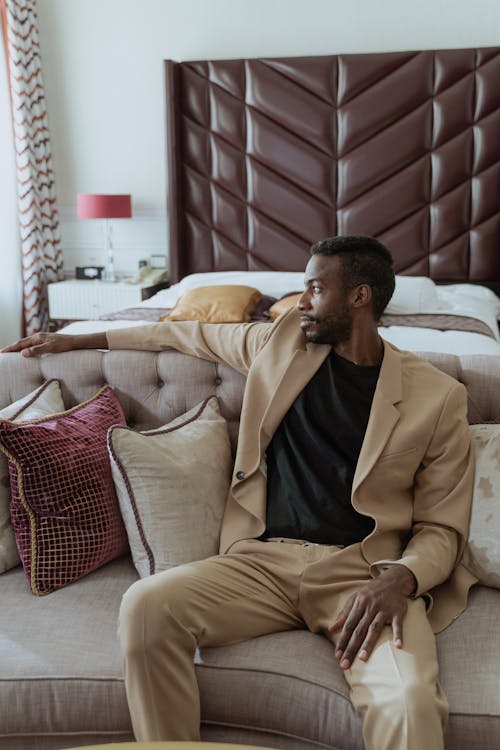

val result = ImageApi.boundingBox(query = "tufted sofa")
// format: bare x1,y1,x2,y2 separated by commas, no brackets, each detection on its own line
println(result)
0,348,499,750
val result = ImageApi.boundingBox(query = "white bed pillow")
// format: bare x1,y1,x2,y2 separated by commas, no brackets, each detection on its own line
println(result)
0,380,65,573
385,276,439,314
435,287,500,341
178,271,305,299
108,396,232,578
438,283,500,318
149,271,440,314
462,424,500,588
144,271,305,310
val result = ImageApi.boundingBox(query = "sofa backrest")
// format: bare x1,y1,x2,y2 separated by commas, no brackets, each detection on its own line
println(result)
0,350,498,449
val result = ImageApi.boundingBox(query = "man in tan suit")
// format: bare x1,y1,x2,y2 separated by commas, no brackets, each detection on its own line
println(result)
4,236,475,750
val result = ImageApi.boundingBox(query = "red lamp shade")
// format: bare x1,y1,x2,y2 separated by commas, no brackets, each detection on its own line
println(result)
77,194,132,219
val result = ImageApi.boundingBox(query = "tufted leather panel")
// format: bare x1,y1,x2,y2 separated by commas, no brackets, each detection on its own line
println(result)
165,50,500,287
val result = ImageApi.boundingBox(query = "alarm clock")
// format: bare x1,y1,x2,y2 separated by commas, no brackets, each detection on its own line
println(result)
75,266,104,280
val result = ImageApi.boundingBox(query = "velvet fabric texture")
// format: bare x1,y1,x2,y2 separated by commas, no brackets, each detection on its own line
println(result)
0,386,128,595
0,380,65,575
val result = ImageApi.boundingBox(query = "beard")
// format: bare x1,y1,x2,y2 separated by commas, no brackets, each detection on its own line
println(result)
301,306,353,346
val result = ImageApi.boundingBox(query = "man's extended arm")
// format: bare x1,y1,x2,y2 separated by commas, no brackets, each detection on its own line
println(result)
106,320,274,374
1,319,275,375
1,331,108,355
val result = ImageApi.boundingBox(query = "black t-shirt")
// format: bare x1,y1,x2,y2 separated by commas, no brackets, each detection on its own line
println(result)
262,349,380,546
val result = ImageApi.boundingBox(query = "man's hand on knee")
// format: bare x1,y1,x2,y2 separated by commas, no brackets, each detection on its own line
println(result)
328,564,417,670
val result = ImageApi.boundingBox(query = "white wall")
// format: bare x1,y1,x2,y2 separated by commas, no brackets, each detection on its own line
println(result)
37,0,500,276
0,25,23,347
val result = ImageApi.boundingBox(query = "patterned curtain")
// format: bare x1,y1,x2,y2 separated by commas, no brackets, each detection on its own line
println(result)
0,0,63,335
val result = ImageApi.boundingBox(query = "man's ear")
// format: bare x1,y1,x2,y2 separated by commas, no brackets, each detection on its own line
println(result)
351,284,372,308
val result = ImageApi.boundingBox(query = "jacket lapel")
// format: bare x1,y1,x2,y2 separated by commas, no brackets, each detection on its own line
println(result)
260,343,331,440
352,341,403,496
231,324,404,526
231,340,331,490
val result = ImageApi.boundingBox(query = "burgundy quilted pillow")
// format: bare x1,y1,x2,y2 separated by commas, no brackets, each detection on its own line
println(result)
0,386,129,595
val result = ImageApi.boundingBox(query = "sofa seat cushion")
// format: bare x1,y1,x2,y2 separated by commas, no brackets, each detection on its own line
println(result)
197,630,364,749
0,555,137,743
0,557,499,749
196,585,500,750
438,585,500,748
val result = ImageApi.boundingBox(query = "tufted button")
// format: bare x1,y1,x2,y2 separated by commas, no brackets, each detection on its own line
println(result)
235,470,246,480
214,376,222,386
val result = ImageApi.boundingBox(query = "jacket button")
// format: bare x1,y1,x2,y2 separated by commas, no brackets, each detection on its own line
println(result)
236,470,246,480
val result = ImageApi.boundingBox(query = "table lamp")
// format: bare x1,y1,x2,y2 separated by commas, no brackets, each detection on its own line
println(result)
77,193,132,282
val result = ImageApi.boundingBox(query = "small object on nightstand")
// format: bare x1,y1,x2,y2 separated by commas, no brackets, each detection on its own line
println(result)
76,266,104,280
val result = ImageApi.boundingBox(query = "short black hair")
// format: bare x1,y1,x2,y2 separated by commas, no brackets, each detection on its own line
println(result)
310,235,395,319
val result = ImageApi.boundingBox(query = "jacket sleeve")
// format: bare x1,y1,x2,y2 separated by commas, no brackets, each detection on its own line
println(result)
372,382,474,597
106,320,274,375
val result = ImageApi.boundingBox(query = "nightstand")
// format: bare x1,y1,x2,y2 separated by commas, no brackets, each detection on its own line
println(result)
48,279,168,328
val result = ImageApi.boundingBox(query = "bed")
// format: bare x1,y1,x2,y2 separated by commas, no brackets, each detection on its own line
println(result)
62,47,500,355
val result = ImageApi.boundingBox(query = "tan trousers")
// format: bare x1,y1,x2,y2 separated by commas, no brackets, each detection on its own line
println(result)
118,538,448,750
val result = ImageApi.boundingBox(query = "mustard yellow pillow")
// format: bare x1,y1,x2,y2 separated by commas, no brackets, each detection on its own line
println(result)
269,293,302,320
163,285,263,323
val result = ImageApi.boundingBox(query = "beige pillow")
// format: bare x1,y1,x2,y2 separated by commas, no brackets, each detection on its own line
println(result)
108,396,232,578
462,424,500,588
0,380,65,574
163,284,262,323
269,293,302,320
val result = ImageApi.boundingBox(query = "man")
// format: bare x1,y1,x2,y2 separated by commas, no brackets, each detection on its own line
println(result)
3,236,475,750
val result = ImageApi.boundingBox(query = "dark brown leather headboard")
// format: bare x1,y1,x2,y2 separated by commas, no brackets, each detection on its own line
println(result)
164,49,500,288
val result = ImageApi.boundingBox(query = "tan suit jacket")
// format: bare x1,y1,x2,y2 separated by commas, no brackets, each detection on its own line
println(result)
108,308,477,632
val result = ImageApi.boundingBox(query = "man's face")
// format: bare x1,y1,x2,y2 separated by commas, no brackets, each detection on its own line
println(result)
297,254,353,345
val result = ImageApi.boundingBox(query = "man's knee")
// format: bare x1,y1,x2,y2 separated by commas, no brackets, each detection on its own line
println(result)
394,681,448,726
118,570,190,654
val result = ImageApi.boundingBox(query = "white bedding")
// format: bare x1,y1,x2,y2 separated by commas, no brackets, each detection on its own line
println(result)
378,327,500,356
61,274,500,357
